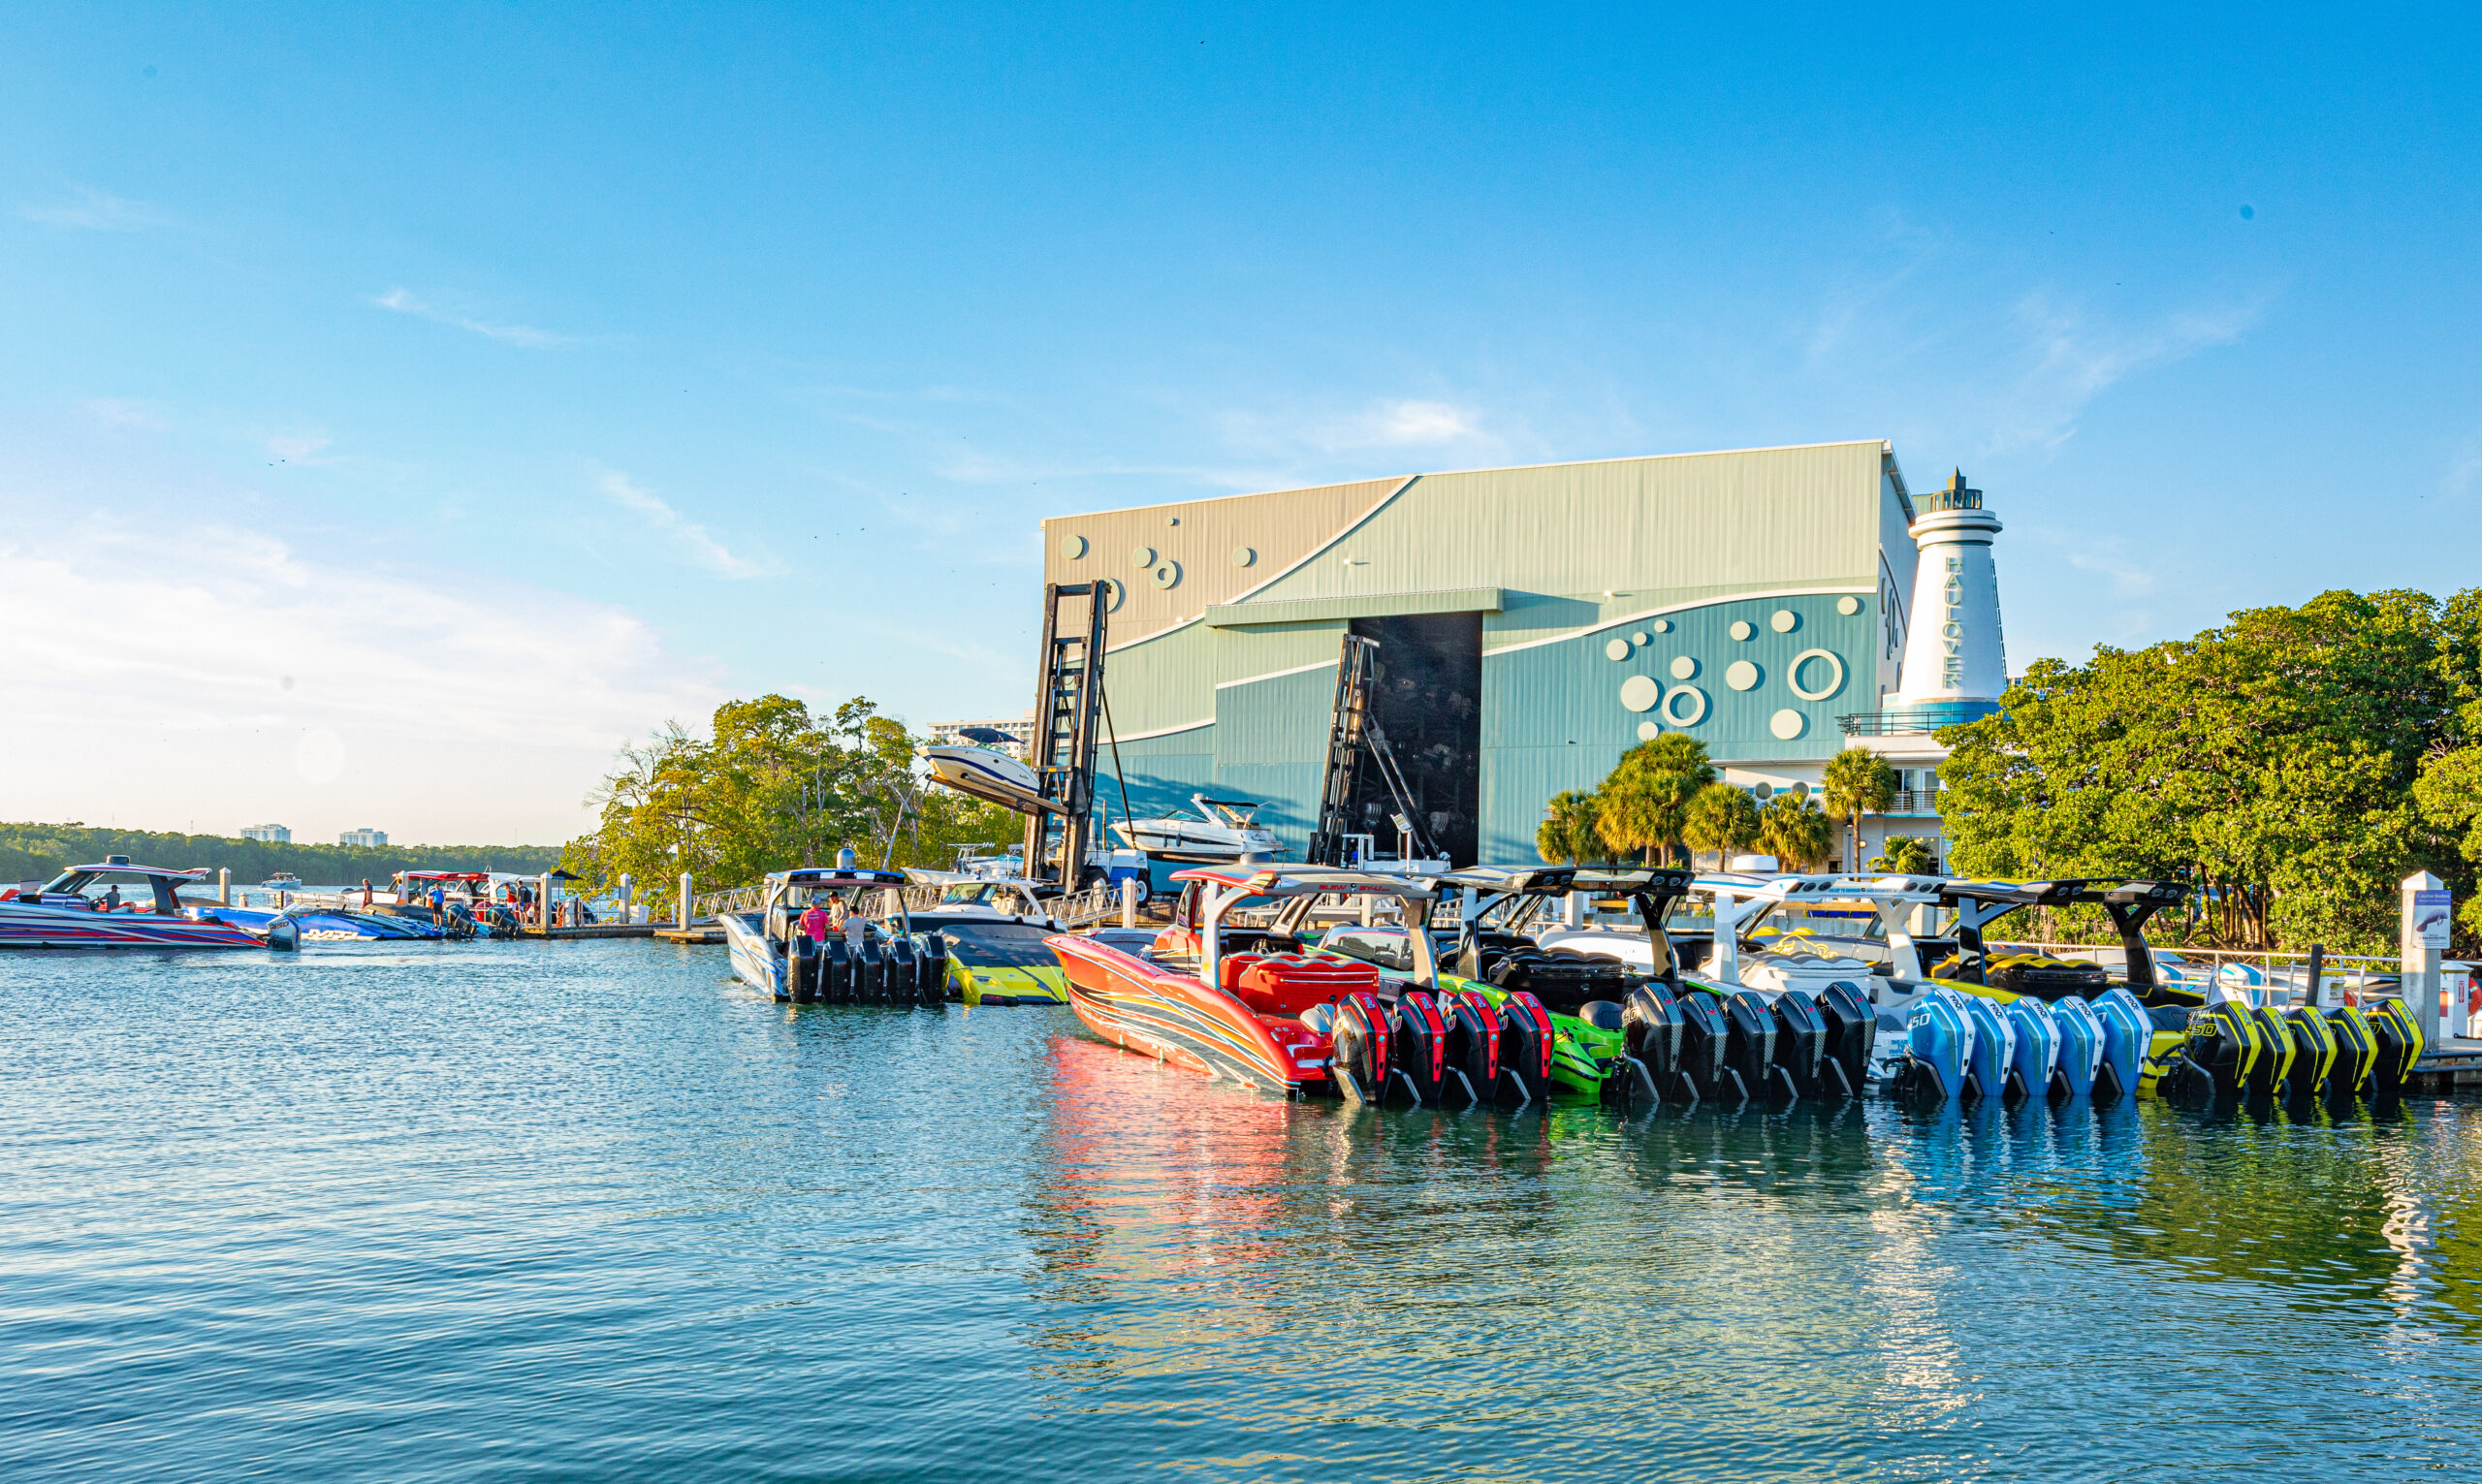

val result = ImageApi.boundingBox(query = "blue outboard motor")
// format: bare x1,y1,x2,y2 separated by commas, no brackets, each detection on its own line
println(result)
1957,995,2016,1101
1898,990,1973,1102
2089,987,2153,1102
2049,995,2106,1096
2003,997,2060,1103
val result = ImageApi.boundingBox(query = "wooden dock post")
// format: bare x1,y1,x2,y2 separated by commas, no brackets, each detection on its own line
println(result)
217,868,230,906
678,872,692,931
1121,875,1138,930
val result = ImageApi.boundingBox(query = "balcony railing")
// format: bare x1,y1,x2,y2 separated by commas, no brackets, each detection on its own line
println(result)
1837,701,2001,736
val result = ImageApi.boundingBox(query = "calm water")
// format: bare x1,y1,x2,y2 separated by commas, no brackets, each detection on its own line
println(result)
6,940,2480,1482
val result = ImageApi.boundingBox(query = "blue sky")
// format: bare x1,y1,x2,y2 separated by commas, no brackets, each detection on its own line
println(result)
2,4,2474,842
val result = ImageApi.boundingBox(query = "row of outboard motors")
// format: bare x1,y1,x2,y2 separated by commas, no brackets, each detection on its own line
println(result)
1613,979,1880,1108
783,930,952,1008
2158,996,2426,1103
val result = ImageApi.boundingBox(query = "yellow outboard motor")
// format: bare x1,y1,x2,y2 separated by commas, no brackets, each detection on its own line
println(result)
2280,1006,2338,1101
2162,1000,2263,1100
2325,1005,2377,1099
2243,1005,2294,1097
2365,998,2426,1099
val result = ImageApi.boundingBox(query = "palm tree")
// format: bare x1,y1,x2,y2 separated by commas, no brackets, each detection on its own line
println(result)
1821,747,1898,873
1536,789,1603,865
1597,734,1715,865
1870,835,1936,874
1682,782,1761,868
1758,792,1834,870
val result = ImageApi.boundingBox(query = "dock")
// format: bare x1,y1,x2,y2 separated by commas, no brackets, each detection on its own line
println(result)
514,923,657,940
652,924,724,944
2410,1037,2482,1091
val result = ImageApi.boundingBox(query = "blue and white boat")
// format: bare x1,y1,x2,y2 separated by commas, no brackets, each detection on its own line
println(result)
0,858,295,950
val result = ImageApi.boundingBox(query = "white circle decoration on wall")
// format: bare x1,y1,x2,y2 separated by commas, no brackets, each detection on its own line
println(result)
1150,560,1181,589
1669,655,1698,680
1652,618,1671,633
1725,660,1760,691
1605,638,1631,661
1130,546,1155,569
1662,685,1708,727
1619,675,1661,711
1769,709,1807,741
1789,648,1845,702
1770,609,1798,633
1232,546,1256,567
1096,578,1124,611
1836,594,1862,616
1632,631,1649,647
1729,620,1754,641
1638,720,1661,742
1062,534,1088,559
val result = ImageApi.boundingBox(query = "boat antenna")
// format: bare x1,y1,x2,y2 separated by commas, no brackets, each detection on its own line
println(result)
1100,682,1135,840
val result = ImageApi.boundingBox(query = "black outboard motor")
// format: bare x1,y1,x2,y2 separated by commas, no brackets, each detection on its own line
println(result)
1813,982,1876,1099
854,934,887,1004
1674,990,1744,1104
1495,991,1555,1109
820,936,853,1003
1437,989,1500,1107
1387,991,1450,1105
915,931,951,1006
1767,994,1828,1101
884,933,919,1006
1720,991,1782,1103
790,933,820,1004
1619,984,1688,1106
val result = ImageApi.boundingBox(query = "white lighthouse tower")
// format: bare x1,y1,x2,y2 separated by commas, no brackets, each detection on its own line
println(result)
1892,469,2007,720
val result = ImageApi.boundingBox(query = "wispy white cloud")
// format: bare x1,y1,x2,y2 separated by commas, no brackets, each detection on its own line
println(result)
19,185,174,232
596,468,779,579
83,397,171,431
1985,294,2261,454
1218,395,1501,459
370,286,572,348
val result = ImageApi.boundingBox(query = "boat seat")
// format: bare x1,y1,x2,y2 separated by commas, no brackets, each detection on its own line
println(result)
1231,954,1380,1018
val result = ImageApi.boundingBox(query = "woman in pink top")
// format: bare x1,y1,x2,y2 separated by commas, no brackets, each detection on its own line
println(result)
799,900,833,941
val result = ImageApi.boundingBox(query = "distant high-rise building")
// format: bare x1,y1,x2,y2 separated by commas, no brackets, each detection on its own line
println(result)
927,710,1038,757
240,823,292,843
340,828,388,848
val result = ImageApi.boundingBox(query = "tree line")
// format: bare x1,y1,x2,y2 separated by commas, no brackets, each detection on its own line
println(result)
0,824,562,888
557,694,1023,907
1535,734,1925,875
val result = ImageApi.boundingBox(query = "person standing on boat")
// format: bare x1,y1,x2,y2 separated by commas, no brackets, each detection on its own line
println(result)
799,898,833,943
430,882,447,927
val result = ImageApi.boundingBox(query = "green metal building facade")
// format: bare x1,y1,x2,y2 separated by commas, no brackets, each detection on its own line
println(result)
1041,439,1923,867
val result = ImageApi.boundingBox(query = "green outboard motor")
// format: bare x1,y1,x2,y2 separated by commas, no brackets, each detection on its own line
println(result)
1619,984,1688,1106
2325,1005,2377,1099
2163,1000,2261,1100
2281,1006,2338,1100
2365,999,2425,1099
2244,1006,2294,1097
915,931,952,1006
790,933,819,1004
1811,983,1877,1100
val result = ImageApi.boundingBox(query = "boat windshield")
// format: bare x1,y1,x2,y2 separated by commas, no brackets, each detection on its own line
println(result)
40,869,192,914
931,920,1061,967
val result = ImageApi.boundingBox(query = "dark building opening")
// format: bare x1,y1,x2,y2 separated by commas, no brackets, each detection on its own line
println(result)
1347,611,1482,867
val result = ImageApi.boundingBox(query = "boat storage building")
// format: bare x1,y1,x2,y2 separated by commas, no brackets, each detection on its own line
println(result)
1039,439,2005,869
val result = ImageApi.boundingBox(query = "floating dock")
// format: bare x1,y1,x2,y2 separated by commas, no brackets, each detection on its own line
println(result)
2410,1037,2482,1091
652,924,724,944
514,923,656,940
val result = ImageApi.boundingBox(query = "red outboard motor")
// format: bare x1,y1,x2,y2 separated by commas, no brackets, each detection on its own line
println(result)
1767,993,1827,1102
1675,990,1747,1104
1387,991,1451,1105
1496,991,1555,1109
1327,991,1394,1104
1812,983,1877,1099
1619,983,1688,1106
1437,988,1500,1107
820,936,853,1003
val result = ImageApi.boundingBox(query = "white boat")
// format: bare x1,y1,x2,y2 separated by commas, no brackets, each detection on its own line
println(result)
1112,795,1283,864
924,742,1050,815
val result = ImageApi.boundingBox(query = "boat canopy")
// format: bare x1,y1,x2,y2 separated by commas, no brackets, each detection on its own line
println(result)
1440,866,1693,900
1169,865,1443,900
771,868,908,888
60,861,207,880
398,871,491,883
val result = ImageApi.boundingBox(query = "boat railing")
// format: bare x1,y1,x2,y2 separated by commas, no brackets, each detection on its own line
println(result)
1050,882,1123,929
693,884,766,920
2018,940,2475,1032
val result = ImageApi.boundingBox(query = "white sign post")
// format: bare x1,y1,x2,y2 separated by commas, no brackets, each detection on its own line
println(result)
2402,872,2450,1046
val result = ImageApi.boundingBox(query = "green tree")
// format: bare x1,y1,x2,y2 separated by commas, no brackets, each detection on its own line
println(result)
1757,792,1834,871
1681,782,1761,867
1536,789,1603,865
1596,734,1715,866
1870,835,1937,874
1821,747,1897,874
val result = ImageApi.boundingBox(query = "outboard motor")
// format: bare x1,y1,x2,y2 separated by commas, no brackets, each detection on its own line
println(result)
2280,1005,2338,1101
1674,989,1744,1104
1957,995,2016,1101
2365,999,2425,1099
1495,991,1556,1109
266,914,301,953
1619,984,1687,1107
789,933,820,1004
1897,990,1972,1102
2049,995,2106,1097
854,934,887,1004
1387,991,1451,1106
1719,991,1784,1102
1329,991,1393,1104
2162,999,2262,1101
2003,997,2060,1103
1437,988,1500,1106
820,936,853,1003
1812,983,1876,1099
915,931,952,1006
2325,1005,2377,1100
884,933,920,1006
2243,1005,2294,1097
2089,988,2153,1102
1768,993,1828,1101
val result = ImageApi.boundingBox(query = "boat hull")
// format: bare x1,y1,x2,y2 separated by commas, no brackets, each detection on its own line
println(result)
1046,934,1327,1093
0,902,269,950
1108,821,1284,864
721,911,785,997
925,746,1050,815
